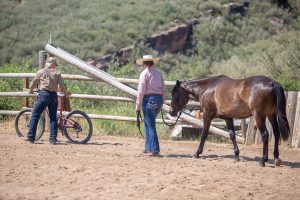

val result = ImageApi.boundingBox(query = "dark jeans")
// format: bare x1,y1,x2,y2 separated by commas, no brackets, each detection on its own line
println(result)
142,95,163,153
27,90,58,141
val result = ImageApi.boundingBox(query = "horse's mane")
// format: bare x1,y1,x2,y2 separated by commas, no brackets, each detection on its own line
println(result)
184,75,227,84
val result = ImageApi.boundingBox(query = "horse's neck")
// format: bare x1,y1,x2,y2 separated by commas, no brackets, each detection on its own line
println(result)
182,79,211,100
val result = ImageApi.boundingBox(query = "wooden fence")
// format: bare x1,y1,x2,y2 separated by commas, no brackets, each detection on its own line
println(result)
0,73,299,148
0,73,185,124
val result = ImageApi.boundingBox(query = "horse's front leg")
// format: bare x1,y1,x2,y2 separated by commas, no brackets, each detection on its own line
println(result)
225,118,240,161
193,115,212,158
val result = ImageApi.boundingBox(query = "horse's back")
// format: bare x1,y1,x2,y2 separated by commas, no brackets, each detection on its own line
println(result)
212,76,251,118
242,76,277,116
213,76,276,118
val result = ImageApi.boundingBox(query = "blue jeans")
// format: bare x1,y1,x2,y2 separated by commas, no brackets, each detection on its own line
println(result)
27,90,58,141
142,95,163,153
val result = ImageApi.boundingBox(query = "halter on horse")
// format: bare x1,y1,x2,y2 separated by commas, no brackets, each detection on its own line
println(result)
169,75,290,167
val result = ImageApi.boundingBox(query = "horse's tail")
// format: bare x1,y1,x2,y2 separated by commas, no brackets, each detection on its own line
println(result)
272,81,290,141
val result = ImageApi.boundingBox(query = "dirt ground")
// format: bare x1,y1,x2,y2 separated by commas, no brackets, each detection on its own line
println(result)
0,127,300,200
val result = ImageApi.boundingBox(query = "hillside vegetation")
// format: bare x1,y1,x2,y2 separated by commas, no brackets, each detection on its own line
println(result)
1,0,300,137
1,0,222,63
1,0,299,83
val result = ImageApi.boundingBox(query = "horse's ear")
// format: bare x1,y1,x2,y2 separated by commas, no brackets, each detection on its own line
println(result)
176,80,181,87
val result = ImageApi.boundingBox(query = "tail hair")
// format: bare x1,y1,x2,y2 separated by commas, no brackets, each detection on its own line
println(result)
273,81,290,141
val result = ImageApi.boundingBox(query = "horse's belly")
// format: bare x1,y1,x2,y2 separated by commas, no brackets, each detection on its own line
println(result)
217,104,252,119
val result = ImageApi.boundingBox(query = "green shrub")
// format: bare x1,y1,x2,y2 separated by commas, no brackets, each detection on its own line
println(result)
0,61,36,110
262,35,300,91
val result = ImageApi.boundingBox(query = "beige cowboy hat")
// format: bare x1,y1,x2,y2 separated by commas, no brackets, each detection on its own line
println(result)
46,57,57,66
45,62,52,68
136,55,159,65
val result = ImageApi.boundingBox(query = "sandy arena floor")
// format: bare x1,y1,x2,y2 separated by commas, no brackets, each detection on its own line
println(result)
0,128,300,200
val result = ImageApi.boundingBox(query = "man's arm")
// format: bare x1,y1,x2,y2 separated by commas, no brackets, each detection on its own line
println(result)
135,72,147,111
29,71,41,93
58,73,67,94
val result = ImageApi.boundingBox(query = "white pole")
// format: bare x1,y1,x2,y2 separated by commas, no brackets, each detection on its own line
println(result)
45,44,137,96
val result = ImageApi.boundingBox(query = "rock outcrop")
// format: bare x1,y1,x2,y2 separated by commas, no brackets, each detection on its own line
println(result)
87,46,133,70
145,19,198,54
88,19,198,70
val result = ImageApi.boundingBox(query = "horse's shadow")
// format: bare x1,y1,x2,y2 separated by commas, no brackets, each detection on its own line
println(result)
85,141,123,146
164,154,234,160
35,140,123,146
164,154,300,169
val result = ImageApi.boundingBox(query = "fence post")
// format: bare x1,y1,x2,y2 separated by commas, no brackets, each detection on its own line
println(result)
245,117,257,145
292,92,300,148
39,50,47,69
285,92,298,146
266,119,274,145
22,78,29,107
241,119,247,138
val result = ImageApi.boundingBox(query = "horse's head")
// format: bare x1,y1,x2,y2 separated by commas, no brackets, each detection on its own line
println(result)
169,80,190,117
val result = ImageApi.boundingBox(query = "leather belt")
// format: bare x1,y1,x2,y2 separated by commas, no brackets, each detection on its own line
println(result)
40,89,56,93
144,93,163,97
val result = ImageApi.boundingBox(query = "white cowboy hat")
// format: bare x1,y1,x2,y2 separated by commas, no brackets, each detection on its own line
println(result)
136,55,159,65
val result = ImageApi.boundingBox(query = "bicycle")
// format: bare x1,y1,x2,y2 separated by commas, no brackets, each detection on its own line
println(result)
15,92,93,144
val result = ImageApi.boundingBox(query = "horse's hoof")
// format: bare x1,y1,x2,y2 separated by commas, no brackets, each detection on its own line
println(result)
192,154,199,159
274,158,281,167
259,162,265,167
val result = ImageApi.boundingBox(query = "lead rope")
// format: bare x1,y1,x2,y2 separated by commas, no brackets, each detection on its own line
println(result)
136,109,182,139
161,104,201,127
136,111,144,139
137,106,191,138
161,109,182,127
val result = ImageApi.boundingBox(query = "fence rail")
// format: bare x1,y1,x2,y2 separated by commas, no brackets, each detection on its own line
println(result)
0,92,200,106
0,92,233,127
0,73,176,86
0,110,183,125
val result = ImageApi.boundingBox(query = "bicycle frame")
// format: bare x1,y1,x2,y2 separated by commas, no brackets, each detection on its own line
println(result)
57,96,82,133
34,93,79,133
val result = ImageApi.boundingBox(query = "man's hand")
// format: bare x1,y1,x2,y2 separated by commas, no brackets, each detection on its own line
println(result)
29,89,38,94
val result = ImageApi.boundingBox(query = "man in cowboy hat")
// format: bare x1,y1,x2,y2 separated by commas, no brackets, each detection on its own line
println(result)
136,55,167,156
26,56,69,145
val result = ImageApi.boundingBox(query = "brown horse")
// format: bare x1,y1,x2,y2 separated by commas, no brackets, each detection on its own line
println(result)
169,75,290,166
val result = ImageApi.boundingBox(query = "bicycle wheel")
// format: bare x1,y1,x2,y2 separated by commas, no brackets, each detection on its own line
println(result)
62,110,93,144
15,108,45,141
